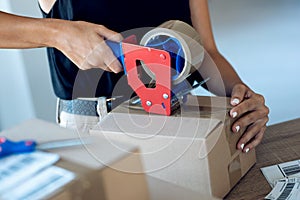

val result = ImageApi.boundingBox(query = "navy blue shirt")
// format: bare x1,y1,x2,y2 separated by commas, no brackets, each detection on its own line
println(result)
42,0,192,100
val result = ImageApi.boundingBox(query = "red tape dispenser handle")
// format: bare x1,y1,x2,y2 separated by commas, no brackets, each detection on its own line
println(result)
122,43,172,116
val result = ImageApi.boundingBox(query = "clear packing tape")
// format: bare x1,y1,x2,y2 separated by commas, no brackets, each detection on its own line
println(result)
140,20,205,85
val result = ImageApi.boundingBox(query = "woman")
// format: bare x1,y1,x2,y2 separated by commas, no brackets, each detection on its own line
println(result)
0,0,269,152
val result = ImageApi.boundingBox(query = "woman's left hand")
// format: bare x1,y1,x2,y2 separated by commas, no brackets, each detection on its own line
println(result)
229,83,269,153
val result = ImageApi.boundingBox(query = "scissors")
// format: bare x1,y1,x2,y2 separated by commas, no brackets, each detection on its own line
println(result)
0,137,89,158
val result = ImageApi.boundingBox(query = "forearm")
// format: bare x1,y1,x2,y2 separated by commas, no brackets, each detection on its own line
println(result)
190,0,244,96
0,11,123,72
200,50,244,97
0,11,60,49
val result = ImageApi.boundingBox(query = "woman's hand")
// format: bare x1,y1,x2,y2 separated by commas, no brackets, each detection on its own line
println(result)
54,20,123,73
0,11,123,72
229,83,269,153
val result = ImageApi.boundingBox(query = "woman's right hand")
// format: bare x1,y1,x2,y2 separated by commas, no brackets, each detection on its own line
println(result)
54,20,123,73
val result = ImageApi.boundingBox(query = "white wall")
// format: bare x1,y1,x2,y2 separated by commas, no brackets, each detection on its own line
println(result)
0,0,56,130
0,0,299,130
206,0,300,125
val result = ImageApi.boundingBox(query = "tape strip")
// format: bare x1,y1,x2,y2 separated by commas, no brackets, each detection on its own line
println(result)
140,20,204,85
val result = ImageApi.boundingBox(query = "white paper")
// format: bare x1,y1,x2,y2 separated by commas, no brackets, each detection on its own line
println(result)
276,178,300,184
1,166,75,200
279,160,300,177
265,179,300,200
0,151,59,193
261,160,300,187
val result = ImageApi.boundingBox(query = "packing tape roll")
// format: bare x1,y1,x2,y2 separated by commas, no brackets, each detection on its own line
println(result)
140,20,205,85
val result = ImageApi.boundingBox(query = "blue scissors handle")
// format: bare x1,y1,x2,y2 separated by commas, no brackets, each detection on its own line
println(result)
0,137,37,158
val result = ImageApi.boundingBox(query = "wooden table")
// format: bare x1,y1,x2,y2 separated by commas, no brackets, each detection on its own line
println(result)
225,118,300,200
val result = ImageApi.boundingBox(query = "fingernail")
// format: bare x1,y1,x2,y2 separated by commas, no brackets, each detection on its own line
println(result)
245,148,250,153
231,98,240,105
232,111,238,118
240,143,245,150
235,125,240,132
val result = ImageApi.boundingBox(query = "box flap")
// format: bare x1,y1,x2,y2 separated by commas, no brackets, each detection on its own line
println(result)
97,112,222,140
1,119,82,142
1,119,139,171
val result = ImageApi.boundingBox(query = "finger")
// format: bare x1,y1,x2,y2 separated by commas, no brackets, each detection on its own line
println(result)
79,58,112,72
79,53,94,70
105,59,122,73
230,94,268,119
236,117,268,150
79,60,92,70
96,25,123,42
102,45,123,73
230,99,262,122
86,42,123,73
102,64,113,72
243,127,266,152
230,84,248,106
233,111,268,135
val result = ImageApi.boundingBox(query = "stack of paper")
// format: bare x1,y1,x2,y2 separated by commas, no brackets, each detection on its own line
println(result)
261,159,300,200
0,151,75,200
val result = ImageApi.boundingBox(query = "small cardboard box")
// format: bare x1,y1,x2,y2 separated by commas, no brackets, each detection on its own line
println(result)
1,119,149,200
91,95,256,198
147,176,221,200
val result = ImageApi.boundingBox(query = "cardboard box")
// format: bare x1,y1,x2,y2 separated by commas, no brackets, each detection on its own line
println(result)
147,176,220,200
91,95,256,198
1,119,149,200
